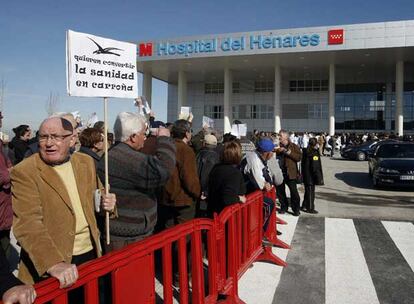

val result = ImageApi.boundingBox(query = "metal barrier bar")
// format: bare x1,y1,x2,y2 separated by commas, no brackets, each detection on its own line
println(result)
162,243,173,304
177,236,189,304
237,191,264,277
84,279,99,304
264,190,291,250
4,189,289,304
52,293,68,304
257,190,289,267
191,230,205,304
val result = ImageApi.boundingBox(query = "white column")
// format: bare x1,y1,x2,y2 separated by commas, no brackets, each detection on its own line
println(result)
274,65,282,133
328,64,336,136
142,72,152,106
385,82,392,131
395,61,404,136
178,70,187,117
224,68,232,133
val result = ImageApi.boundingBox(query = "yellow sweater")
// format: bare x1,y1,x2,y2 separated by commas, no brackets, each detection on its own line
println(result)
53,161,93,255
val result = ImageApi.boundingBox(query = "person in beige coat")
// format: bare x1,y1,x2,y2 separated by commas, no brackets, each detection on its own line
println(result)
11,117,116,289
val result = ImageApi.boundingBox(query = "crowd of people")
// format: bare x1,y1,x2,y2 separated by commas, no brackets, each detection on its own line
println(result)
10,107,401,303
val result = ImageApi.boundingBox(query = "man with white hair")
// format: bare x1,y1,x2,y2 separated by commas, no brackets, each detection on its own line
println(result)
12,117,116,287
97,112,176,251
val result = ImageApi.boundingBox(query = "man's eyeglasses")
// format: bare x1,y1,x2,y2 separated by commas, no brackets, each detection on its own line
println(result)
38,133,73,143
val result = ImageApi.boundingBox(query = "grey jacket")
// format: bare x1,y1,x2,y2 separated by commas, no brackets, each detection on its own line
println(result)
97,137,176,238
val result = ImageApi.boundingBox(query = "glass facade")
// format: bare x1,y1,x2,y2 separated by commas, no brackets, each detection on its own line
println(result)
335,92,414,131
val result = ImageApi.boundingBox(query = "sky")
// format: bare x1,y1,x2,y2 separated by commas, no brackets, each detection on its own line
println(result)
1,0,414,136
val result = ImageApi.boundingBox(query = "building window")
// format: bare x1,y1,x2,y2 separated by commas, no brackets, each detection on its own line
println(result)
254,81,274,93
232,104,274,119
204,105,223,119
232,105,238,118
308,104,328,119
289,79,328,92
233,82,240,93
205,82,224,94
259,104,274,119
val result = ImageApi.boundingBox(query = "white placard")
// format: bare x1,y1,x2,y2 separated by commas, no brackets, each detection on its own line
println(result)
202,116,214,129
86,112,99,127
231,124,247,138
238,124,247,137
66,30,138,98
231,124,239,137
180,106,191,116
134,96,151,115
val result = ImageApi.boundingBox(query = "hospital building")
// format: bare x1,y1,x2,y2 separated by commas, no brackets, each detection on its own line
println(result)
136,20,414,135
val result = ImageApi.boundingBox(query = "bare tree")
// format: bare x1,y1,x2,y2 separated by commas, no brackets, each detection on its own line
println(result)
45,91,59,116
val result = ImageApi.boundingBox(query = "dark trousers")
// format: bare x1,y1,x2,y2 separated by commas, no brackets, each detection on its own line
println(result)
277,179,301,213
156,204,195,231
0,230,11,262
302,185,316,211
156,204,195,277
69,250,97,304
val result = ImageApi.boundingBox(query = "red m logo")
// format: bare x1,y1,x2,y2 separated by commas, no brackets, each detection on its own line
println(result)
328,29,344,45
139,43,153,56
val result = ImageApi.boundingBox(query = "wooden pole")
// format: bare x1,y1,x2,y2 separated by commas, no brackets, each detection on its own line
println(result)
104,97,110,245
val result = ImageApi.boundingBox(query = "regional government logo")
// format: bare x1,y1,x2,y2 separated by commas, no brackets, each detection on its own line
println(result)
328,29,344,45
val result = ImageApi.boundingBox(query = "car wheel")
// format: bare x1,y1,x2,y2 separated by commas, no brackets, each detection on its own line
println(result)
357,151,366,161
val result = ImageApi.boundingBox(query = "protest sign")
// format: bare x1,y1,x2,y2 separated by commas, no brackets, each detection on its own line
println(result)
231,123,247,138
180,106,191,116
86,112,99,127
66,30,138,98
179,106,192,120
238,124,247,137
202,116,215,129
134,96,151,116
66,29,139,244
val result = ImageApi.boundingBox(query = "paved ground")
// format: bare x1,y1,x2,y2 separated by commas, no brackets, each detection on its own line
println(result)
302,156,414,221
8,155,413,303
239,155,414,304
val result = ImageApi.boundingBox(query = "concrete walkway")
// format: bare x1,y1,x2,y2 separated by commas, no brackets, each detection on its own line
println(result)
239,156,414,304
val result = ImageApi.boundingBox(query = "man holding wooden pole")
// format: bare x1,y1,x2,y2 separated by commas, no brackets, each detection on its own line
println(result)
11,117,116,287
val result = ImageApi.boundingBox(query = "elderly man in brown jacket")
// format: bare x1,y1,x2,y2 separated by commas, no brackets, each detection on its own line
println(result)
276,129,302,216
158,119,201,230
11,117,116,289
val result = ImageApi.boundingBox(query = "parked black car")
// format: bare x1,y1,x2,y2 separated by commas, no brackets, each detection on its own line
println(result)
341,139,398,161
341,140,379,161
368,142,414,188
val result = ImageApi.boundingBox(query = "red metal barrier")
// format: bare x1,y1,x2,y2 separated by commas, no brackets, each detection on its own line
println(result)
7,189,289,304
215,189,289,303
28,219,218,304
263,189,291,251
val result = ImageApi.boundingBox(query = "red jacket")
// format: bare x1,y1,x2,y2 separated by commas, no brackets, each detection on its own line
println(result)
0,141,12,231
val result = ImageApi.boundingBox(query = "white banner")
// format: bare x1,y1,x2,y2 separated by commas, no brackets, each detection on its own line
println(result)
66,30,138,98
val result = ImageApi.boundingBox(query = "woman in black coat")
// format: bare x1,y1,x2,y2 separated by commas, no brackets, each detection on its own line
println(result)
8,125,31,165
207,141,246,216
300,138,324,214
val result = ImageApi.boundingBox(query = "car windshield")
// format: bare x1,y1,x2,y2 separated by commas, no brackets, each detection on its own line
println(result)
376,144,414,158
